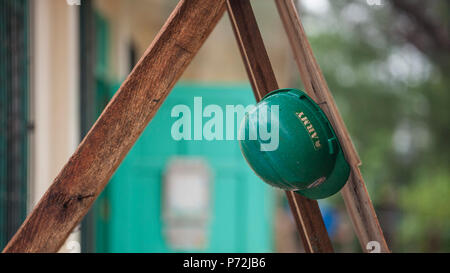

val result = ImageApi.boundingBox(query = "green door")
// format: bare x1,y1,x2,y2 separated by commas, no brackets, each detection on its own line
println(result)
94,83,275,253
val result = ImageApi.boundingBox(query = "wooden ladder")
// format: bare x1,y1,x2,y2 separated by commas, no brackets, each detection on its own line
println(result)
3,0,389,253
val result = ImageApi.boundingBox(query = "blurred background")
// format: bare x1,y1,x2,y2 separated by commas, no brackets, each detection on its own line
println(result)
0,0,449,253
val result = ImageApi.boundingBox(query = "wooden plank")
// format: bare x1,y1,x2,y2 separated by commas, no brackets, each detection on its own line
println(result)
275,0,390,252
227,0,333,253
3,0,226,253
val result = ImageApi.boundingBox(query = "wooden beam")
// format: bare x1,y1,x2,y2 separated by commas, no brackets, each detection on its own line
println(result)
3,0,226,253
275,0,390,252
227,0,334,253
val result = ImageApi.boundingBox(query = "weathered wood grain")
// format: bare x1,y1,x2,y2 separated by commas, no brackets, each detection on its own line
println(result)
275,0,390,252
3,0,226,253
227,0,334,253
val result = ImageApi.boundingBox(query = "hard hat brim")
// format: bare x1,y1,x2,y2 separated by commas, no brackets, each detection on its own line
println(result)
295,148,350,200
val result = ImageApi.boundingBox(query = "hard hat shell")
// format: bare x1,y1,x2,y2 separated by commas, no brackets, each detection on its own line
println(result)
239,88,350,199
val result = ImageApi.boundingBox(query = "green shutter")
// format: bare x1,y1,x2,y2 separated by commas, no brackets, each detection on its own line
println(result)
97,84,275,253
0,0,29,249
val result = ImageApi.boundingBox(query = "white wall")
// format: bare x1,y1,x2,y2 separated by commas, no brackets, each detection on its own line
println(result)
30,0,80,253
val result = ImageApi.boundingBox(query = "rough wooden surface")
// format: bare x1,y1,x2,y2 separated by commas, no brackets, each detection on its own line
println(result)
3,0,226,253
227,0,334,253
275,0,389,252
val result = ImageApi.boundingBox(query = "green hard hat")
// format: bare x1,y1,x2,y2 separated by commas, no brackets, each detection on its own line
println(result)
239,88,350,199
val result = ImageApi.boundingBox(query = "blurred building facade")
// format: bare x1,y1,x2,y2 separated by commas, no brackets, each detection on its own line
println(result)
0,0,300,253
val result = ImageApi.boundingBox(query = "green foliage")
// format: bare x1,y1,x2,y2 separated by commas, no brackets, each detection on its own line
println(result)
398,169,450,252
299,0,449,252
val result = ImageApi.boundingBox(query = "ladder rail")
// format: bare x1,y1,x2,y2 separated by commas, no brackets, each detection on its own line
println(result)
227,0,334,253
275,0,390,253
